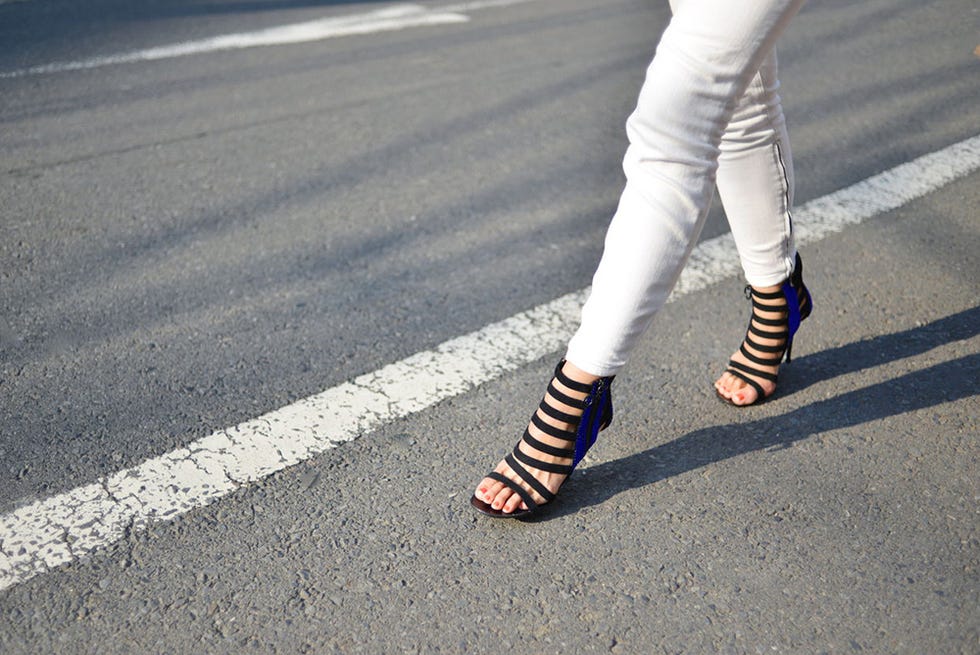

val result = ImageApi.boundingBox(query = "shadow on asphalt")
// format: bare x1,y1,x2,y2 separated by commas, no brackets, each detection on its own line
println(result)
528,306,980,521
787,305,980,395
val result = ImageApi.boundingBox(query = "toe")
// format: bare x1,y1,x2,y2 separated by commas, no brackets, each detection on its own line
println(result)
730,385,759,406
726,374,760,406
716,366,773,406
475,477,501,503
502,491,526,514
490,486,515,511
714,377,729,398
714,372,736,399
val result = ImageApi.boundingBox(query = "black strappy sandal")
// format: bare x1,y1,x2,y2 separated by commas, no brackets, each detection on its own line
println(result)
470,360,614,519
719,252,813,406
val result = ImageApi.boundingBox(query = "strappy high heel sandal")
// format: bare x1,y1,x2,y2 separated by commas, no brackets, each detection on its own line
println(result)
470,360,614,519
718,252,813,406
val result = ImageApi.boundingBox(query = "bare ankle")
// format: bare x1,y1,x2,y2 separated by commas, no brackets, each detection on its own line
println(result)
561,360,601,385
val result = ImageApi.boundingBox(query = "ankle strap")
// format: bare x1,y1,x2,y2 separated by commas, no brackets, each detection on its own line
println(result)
553,361,595,394
748,286,785,301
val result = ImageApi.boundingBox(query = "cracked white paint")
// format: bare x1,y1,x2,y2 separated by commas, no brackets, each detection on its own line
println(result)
0,135,978,593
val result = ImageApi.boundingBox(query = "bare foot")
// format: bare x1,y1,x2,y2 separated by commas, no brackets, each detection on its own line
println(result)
473,361,599,514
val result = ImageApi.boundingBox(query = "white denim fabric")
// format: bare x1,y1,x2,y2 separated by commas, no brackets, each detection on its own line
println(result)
565,0,807,376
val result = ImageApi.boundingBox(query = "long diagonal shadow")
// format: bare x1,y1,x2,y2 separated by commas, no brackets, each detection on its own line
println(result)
528,310,979,521
784,306,980,396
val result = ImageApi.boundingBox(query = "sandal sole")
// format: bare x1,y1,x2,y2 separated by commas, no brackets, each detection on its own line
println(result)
470,494,535,519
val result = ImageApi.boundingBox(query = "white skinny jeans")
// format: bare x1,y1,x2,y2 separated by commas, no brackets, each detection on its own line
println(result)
565,0,807,376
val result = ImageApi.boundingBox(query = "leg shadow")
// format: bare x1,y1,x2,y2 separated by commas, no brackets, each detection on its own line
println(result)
781,305,980,397
530,346,978,521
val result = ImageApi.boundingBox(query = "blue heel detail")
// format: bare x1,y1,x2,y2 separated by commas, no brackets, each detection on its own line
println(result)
781,252,812,363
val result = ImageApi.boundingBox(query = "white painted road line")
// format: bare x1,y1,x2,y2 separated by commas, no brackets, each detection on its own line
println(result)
0,0,543,79
441,0,544,11
0,4,468,78
1,134,979,592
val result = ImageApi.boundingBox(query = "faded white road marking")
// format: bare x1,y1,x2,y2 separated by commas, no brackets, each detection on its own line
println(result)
0,4,468,78
441,0,543,11
1,135,979,592
0,0,545,79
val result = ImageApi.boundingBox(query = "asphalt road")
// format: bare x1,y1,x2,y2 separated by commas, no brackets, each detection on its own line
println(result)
1,0,978,652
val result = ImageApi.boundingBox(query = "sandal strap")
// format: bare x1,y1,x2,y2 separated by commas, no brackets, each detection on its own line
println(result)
747,321,787,338
486,471,539,510
724,367,767,400
739,343,783,366
523,416,575,458
744,332,787,355
751,301,787,317
537,398,580,425
750,287,786,301
740,285,791,364
751,314,788,328
748,323,787,340
511,444,574,475
530,412,575,441
727,358,778,383
751,298,785,309
553,362,594,394
545,381,586,411
504,454,559,501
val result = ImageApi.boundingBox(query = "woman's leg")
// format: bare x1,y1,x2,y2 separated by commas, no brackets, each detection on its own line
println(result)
564,0,806,376
713,49,801,405
475,0,807,514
